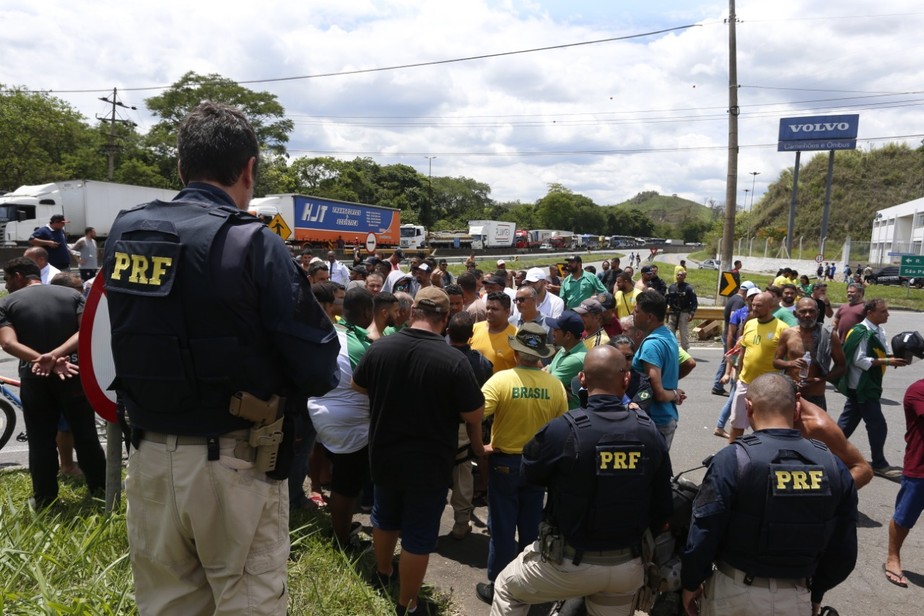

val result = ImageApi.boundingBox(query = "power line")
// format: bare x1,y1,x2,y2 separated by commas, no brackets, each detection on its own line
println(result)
1,23,702,95
285,132,924,158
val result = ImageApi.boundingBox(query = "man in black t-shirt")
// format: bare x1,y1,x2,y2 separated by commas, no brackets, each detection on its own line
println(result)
0,258,105,508
352,287,486,615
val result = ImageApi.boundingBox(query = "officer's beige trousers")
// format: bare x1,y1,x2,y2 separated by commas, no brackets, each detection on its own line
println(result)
701,567,811,615
491,541,644,616
126,434,289,615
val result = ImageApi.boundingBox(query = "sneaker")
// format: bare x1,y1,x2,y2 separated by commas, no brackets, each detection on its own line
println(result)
450,521,472,540
873,465,903,480
711,388,728,397
475,582,494,605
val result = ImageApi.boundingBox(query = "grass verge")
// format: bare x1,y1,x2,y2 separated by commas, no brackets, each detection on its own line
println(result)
0,469,450,615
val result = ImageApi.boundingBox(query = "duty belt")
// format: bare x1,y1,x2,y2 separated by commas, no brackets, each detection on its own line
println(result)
139,430,251,461
563,544,638,566
141,430,249,446
716,561,808,589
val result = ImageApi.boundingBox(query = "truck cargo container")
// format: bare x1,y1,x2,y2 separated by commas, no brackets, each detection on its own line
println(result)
468,220,515,249
248,194,401,247
0,180,178,245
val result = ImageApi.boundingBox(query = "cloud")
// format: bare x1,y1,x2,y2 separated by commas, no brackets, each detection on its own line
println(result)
2,0,923,209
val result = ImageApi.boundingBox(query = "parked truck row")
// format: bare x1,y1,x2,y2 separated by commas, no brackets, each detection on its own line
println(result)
0,180,672,254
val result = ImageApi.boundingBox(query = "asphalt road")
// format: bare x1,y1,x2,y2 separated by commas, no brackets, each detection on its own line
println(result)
2,308,922,615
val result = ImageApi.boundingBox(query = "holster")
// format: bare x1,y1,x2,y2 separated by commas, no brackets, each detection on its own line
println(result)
539,521,564,565
229,391,285,474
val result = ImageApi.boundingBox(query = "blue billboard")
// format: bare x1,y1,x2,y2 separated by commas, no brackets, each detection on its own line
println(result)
778,114,859,152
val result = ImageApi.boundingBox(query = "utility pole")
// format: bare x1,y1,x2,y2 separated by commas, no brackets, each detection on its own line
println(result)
720,0,739,288
97,88,137,181
424,155,436,228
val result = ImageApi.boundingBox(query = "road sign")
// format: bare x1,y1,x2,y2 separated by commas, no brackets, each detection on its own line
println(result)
79,278,118,423
268,213,291,240
899,255,924,277
365,232,377,254
815,254,824,263
719,271,739,296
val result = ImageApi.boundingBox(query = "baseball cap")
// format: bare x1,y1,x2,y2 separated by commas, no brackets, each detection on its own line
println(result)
484,275,507,287
413,287,450,313
508,322,555,358
525,267,548,283
740,281,756,290
393,249,405,261
496,259,506,266
596,292,616,310
416,262,430,272
746,287,761,298
546,310,584,337
50,214,69,223
349,264,368,276
574,298,604,315
640,265,653,274
566,255,582,262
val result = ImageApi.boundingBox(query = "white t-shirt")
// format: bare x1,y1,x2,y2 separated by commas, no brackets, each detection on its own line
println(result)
307,329,370,454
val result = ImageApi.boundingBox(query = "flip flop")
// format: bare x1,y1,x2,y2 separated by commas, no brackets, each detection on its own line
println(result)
883,564,909,588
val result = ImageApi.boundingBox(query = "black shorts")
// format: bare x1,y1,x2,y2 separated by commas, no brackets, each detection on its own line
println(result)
324,445,370,498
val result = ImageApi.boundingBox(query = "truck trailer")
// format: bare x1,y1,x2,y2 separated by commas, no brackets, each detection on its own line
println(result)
249,194,401,248
0,180,178,245
468,220,516,249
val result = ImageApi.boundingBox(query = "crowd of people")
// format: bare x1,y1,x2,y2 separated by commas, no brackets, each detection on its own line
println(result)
4,101,923,616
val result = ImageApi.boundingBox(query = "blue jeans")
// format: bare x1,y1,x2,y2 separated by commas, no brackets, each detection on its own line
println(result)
837,395,889,468
487,453,545,581
716,380,737,430
712,338,728,391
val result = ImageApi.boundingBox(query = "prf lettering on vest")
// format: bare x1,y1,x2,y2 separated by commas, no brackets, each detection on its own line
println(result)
598,450,641,470
774,469,825,491
110,251,173,286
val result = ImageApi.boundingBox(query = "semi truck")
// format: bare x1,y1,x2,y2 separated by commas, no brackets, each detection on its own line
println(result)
514,229,541,250
400,224,427,249
248,194,401,248
467,220,516,249
0,180,178,245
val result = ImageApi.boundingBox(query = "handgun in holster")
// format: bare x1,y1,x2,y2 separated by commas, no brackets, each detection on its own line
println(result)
538,521,564,565
228,391,285,473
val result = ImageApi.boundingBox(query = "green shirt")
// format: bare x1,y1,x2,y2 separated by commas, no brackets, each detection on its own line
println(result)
338,321,373,369
560,271,607,309
548,343,588,408
383,323,407,337
773,307,798,327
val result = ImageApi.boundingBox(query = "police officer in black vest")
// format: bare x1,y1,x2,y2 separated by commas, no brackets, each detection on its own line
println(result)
104,102,339,615
681,373,858,616
491,345,673,616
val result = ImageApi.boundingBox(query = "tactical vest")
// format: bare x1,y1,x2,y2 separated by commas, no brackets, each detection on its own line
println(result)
550,405,663,550
721,432,843,578
105,199,288,436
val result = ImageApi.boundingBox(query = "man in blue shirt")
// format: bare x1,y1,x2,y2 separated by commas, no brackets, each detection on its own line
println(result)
631,290,684,448
29,215,71,270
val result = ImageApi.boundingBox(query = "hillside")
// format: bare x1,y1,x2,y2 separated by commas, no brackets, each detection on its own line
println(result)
751,143,924,242
612,191,717,226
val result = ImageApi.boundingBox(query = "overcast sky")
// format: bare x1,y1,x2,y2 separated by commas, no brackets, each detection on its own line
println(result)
3,0,923,208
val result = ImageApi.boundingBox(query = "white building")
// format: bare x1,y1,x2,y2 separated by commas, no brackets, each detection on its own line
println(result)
870,197,924,265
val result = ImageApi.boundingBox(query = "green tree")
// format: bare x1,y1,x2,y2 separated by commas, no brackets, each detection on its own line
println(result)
534,184,596,230
143,72,294,184
0,87,98,190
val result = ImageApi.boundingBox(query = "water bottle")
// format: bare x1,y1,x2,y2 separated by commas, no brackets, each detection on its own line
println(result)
799,351,812,380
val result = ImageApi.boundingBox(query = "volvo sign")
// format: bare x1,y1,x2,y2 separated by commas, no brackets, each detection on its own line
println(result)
778,114,859,151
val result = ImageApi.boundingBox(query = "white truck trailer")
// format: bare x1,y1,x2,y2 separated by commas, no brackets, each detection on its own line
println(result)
0,180,178,245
